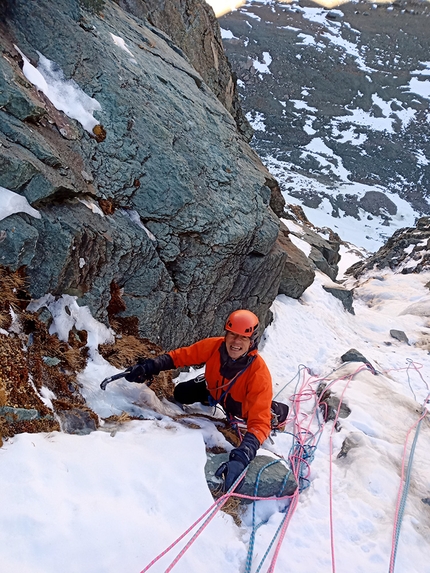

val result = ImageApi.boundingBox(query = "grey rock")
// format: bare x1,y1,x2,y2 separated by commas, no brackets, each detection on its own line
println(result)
42,356,62,366
0,0,308,349
359,191,397,217
341,348,377,374
0,215,39,268
286,222,341,281
341,348,369,363
337,436,355,459
0,57,46,122
0,111,62,168
309,247,338,281
205,453,297,502
57,408,98,435
318,388,352,422
323,285,355,314
0,406,41,422
390,329,409,344
346,218,430,278
113,0,253,140
277,224,315,299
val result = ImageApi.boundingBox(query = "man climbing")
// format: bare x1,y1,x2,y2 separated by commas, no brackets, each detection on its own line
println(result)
125,309,288,491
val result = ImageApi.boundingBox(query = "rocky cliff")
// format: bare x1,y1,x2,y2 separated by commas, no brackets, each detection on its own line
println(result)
0,0,329,349
113,0,253,140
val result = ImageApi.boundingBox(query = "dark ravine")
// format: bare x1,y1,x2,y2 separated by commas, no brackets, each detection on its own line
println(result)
0,0,343,349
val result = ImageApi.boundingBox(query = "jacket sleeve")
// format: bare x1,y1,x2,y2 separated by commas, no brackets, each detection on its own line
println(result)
244,357,273,444
168,337,222,369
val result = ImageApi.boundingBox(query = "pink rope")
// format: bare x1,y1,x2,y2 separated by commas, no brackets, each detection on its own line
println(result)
140,486,297,573
266,491,300,573
138,362,373,573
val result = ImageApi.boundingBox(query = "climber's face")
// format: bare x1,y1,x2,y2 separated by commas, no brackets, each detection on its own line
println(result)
225,331,251,360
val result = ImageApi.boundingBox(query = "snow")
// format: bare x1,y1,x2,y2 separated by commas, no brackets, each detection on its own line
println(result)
253,51,272,75
262,153,420,252
220,27,237,39
2,263,430,573
406,76,430,100
0,185,41,221
15,46,101,133
27,294,114,357
78,196,105,217
246,110,266,131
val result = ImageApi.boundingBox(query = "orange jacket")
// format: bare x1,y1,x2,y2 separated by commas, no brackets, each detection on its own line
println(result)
168,337,273,444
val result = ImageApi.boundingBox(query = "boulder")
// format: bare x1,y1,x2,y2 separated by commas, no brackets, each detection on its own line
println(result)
205,452,298,502
340,348,377,374
323,285,355,314
390,329,409,344
284,220,341,281
57,407,98,435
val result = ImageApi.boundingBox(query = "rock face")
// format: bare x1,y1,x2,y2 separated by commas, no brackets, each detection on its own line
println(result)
113,0,253,140
0,0,296,349
277,223,315,299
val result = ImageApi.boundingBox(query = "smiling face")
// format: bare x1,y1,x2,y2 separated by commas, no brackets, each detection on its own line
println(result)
225,331,251,360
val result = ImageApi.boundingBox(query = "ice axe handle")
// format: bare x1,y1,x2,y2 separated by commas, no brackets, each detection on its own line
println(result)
100,368,132,391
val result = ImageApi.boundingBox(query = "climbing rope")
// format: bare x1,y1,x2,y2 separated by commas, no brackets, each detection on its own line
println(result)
388,393,430,573
139,360,428,573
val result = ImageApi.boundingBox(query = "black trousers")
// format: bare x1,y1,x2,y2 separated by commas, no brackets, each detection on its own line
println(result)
173,377,210,405
173,377,289,424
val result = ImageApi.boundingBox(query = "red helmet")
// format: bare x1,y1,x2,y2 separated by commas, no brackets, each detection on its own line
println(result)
225,309,259,338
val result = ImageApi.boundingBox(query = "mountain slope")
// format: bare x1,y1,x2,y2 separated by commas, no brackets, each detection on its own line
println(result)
220,0,430,249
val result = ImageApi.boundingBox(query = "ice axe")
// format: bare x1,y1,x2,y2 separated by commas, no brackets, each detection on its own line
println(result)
100,368,132,391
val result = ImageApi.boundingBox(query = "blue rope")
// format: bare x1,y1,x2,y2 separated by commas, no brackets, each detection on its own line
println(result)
405,359,418,402
244,460,291,573
390,412,425,572
272,364,308,401
243,364,330,572
254,505,292,573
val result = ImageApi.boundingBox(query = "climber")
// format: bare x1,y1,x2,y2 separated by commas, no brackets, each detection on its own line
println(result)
125,309,289,491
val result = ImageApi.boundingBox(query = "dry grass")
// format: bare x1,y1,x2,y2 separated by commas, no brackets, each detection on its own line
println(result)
0,266,94,442
104,411,133,424
212,492,243,526
0,266,29,329
99,335,176,401
217,424,242,447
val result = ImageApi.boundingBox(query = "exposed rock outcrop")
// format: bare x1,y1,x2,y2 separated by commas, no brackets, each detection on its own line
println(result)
0,0,291,349
346,217,430,278
113,0,253,140
277,223,315,299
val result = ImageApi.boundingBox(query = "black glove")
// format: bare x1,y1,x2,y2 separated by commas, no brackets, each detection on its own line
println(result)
215,432,260,492
215,458,247,492
125,359,156,384
124,354,174,384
